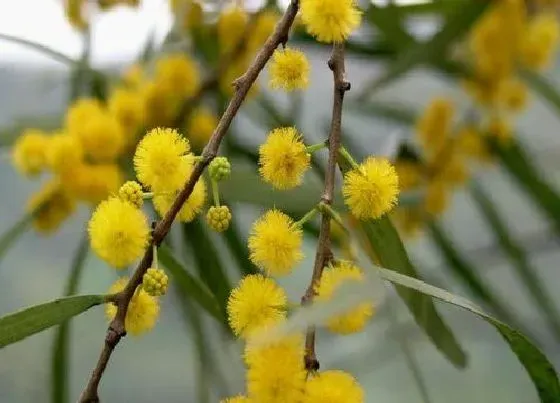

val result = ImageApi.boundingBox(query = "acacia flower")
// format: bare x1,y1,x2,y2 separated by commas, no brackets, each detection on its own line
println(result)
88,197,149,268
63,163,124,204
227,274,287,338
12,129,49,176
303,370,364,403
248,209,304,276
152,178,206,222
186,107,217,148
27,181,75,234
342,157,399,220
105,277,159,335
46,133,83,174
155,54,200,98
315,261,374,334
134,127,191,192
300,0,361,43
259,127,310,190
217,6,248,54
269,48,310,91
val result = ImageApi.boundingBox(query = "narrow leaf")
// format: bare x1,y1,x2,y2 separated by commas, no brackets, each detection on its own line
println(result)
0,214,32,265
0,33,76,65
470,182,560,341
427,221,521,329
221,212,257,277
0,295,104,348
51,235,89,403
159,245,224,322
378,268,560,403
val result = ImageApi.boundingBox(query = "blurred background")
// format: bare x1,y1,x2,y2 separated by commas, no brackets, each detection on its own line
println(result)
1,0,560,402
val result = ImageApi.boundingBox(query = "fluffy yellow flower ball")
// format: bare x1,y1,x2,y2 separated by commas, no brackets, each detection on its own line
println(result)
155,54,200,98
108,87,145,137
248,209,304,276
520,13,560,71
105,277,159,335
300,0,361,43
259,127,311,190
46,133,83,174
227,274,287,338
416,97,454,157
134,127,191,192
62,163,124,204
315,261,374,334
152,178,206,222
497,78,529,112
186,107,218,148
217,6,248,55
12,129,49,177
140,80,181,128
27,181,76,234
269,48,310,91
342,157,399,220
246,334,306,403
487,115,512,144
304,370,364,403
88,197,149,268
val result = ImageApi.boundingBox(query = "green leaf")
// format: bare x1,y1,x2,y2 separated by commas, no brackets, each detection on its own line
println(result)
159,245,223,321
427,221,521,329
366,4,414,49
0,214,32,265
377,267,560,403
221,212,258,277
182,219,232,313
0,33,76,65
470,182,560,341
490,138,560,236
357,0,489,98
520,70,560,114
51,235,89,403
347,100,417,126
0,295,104,348
358,215,467,368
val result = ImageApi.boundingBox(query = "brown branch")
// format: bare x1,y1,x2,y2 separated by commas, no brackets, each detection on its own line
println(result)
78,2,300,401
301,43,349,372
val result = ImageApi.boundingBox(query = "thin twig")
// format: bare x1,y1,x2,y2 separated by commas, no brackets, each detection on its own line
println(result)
301,43,350,372
78,2,300,401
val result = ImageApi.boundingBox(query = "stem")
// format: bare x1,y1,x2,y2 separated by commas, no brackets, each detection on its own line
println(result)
301,43,350,372
318,202,347,234
152,244,158,269
339,146,359,169
78,2,300,401
211,179,221,207
306,142,327,154
142,192,154,200
295,207,319,227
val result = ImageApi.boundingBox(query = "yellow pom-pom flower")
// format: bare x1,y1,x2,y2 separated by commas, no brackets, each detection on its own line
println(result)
520,13,560,71
259,127,310,190
248,209,304,276
65,98,103,134
27,181,76,234
246,333,306,402
105,277,159,335
155,54,200,98
88,197,149,268
304,370,364,403
227,274,287,338
416,97,454,157
342,157,399,220
134,127,191,192
153,178,206,222
63,164,124,204
497,78,529,112
140,80,181,128
186,107,217,148
269,48,310,91
118,181,144,208
12,129,49,176
487,115,512,144
456,126,491,163
315,261,374,334
300,0,361,43
46,133,83,174
142,267,169,297
217,6,248,54
108,87,145,137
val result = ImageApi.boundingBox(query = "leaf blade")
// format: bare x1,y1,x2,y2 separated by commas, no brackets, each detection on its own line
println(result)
0,295,104,348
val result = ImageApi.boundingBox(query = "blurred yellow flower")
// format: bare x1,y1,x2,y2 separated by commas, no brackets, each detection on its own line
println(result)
269,48,310,91
304,370,364,403
300,0,361,43
27,181,76,234
12,129,49,177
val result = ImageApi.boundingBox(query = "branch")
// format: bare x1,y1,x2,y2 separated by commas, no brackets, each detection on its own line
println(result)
78,2,300,401
301,43,349,371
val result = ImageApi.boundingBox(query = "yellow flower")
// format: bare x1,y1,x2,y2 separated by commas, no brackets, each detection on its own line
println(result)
46,133,83,174
304,370,364,403
248,209,304,276
342,157,399,220
27,181,75,234
315,261,374,334
301,0,361,43
119,181,144,208
416,98,454,157
496,78,529,112
108,87,145,138
487,115,512,144
461,78,497,107
269,48,310,91
259,127,310,190
186,107,217,148
456,126,491,163
220,397,251,403
88,197,149,268
152,178,206,222
134,127,191,192
247,11,279,53
520,13,560,71
246,334,306,402
105,277,159,335
12,129,49,176
65,0,87,30
424,179,449,216
122,64,145,88
140,80,181,129
66,98,103,134
155,54,200,98
62,163,124,204
394,160,423,191
227,274,287,338
436,154,469,187
217,6,248,55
